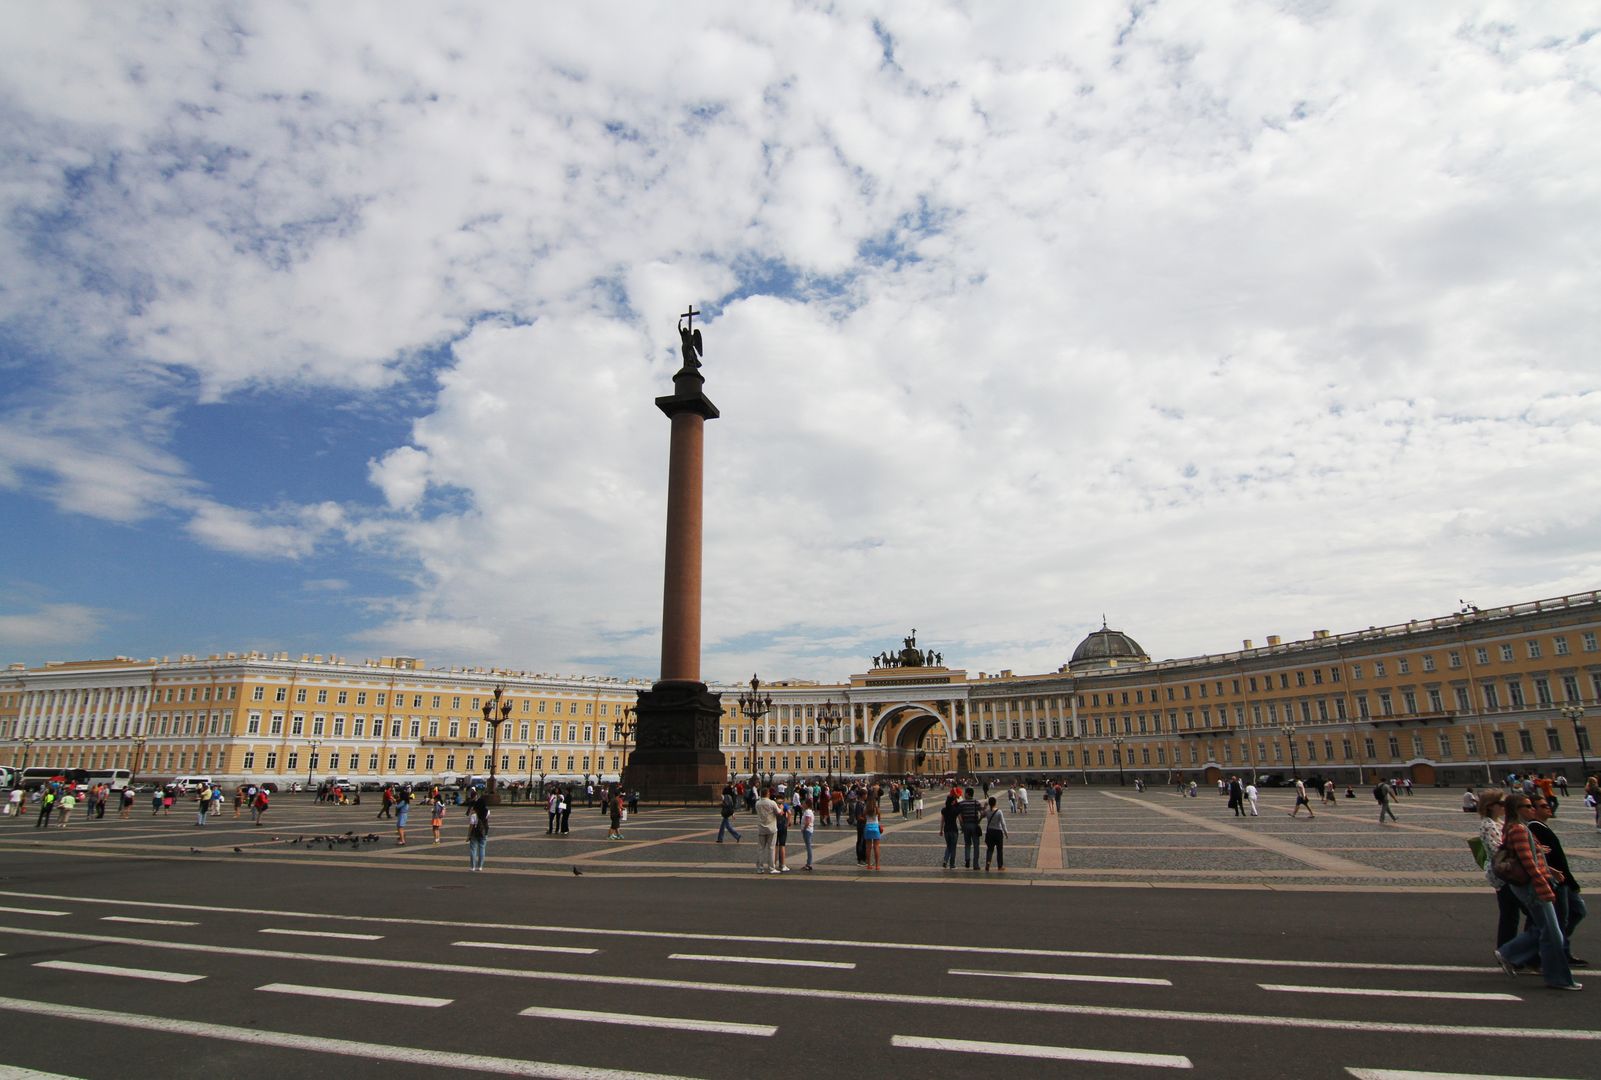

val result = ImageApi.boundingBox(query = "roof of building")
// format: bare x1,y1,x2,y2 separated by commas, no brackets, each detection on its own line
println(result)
1068,623,1150,672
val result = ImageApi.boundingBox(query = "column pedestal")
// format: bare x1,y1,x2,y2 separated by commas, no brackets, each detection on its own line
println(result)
622,680,725,803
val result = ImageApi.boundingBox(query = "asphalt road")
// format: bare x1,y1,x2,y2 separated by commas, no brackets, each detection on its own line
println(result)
0,837,1595,1080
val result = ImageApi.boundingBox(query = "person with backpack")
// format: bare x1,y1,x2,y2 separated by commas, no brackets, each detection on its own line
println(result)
1375,779,1398,824
716,784,742,843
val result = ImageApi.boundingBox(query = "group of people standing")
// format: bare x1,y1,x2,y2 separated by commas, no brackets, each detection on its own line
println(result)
938,787,1012,870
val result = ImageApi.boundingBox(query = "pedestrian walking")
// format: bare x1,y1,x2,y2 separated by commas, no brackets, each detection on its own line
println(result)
250,787,269,826
1227,776,1244,817
430,794,445,843
195,786,209,826
1494,794,1581,990
1289,778,1316,818
1528,792,1587,969
465,789,489,871
559,787,572,834
1375,778,1398,823
378,785,394,819
35,788,56,828
6,787,22,819
56,790,76,827
716,784,742,843
608,788,623,840
1476,790,1524,950
984,796,1008,871
1245,781,1259,817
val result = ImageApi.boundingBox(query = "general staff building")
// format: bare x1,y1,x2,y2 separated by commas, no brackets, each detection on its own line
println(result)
2,591,1596,790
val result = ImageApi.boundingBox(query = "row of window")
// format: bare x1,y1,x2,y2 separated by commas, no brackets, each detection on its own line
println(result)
246,685,624,715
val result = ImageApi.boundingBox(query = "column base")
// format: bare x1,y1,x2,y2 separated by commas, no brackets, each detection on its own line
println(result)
622,680,726,804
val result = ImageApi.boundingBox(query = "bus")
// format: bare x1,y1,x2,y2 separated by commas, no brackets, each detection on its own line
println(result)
87,768,133,791
0,766,16,789
21,767,90,791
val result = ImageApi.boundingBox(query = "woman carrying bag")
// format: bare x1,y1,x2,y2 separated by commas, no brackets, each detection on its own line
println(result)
1493,793,1580,990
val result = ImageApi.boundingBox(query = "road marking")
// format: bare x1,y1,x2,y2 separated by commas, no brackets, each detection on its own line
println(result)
1347,1071,1582,1080
34,961,204,983
0,1064,89,1079
102,916,198,927
670,953,855,970
1261,983,1519,1002
951,967,1171,987
518,1006,774,1036
455,941,598,956
260,928,383,941
0,907,67,918
0,996,705,1080
894,1035,1191,1068
258,982,451,1008
1,922,1589,1044
0,888,1495,974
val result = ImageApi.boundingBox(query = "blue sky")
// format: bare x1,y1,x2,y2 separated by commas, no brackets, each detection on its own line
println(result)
2,3,1599,682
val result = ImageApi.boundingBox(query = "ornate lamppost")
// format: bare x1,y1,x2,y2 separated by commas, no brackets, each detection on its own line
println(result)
817,699,844,785
1070,732,1088,786
481,683,514,805
1111,734,1126,786
305,738,322,790
739,675,772,789
1560,704,1590,779
129,735,145,788
1280,723,1299,780
617,705,638,781
19,736,36,776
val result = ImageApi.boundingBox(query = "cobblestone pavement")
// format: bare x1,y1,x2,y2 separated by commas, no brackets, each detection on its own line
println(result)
3,787,1595,891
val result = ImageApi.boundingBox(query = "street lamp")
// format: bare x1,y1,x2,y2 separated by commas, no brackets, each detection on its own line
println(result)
1280,723,1299,780
481,683,514,805
1111,735,1126,787
305,738,322,790
738,675,772,789
817,699,844,786
1560,704,1590,779
617,705,638,781
1070,732,1089,786
129,735,146,788
18,736,36,775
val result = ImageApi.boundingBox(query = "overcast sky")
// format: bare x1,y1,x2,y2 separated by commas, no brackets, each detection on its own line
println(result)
2,2,1598,683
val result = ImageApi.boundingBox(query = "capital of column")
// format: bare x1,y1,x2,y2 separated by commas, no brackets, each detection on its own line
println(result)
655,366,720,420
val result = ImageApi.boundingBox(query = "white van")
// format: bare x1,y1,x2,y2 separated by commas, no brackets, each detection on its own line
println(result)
174,775,212,793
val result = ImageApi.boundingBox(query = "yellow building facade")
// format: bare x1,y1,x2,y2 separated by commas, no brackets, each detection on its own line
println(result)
3,590,1598,789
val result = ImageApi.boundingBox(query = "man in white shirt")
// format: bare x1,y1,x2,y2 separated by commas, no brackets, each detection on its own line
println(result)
1289,777,1315,818
754,789,779,873
1245,782,1259,816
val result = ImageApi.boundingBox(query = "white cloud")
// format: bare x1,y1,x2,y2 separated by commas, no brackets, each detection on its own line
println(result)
0,603,109,649
2,2,1599,677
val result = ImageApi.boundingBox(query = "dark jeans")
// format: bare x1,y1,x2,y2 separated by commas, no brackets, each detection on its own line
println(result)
1496,884,1526,948
985,830,1005,869
717,815,742,841
942,830,958,867
962,826,981,868
855,819,867,863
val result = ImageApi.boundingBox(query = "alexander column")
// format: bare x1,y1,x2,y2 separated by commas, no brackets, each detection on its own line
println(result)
622,306,727,802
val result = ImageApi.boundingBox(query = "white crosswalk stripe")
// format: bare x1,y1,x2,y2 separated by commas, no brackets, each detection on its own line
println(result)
34,961,204,983
257,982,451,1007
894,1034,1192,1068
518,1006,775,1036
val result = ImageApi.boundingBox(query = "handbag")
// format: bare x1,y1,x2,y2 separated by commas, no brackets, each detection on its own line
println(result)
1490,830,1531,886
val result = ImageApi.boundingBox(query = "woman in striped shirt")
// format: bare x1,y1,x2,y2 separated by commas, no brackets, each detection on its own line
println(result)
1493,793,1581,990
